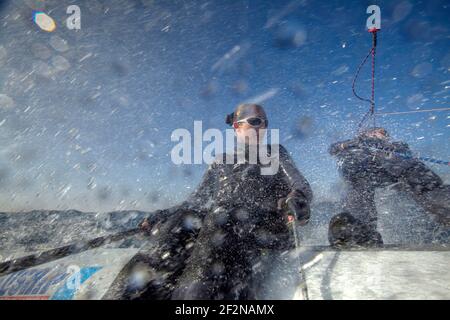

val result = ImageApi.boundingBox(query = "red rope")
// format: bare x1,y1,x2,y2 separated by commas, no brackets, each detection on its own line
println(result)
352,49,373,105
371,32,377,127
353,30,378,131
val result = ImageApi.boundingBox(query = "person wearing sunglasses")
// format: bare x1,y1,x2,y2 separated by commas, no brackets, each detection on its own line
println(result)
104,103,313,300
225,103,269,149
170,103,312,299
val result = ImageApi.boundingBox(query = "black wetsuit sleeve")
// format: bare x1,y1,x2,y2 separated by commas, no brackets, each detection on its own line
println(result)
183,161,220,211
146,159,220,225
371,141,415,177
385,142,443,189
329,139,360,156
390,141,413,156
278,145,313,203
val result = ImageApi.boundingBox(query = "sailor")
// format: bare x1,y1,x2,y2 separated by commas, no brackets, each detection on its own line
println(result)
328,127,449,247
104,103,313,299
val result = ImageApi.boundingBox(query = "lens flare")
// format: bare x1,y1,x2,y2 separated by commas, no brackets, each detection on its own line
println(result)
33,11,56,32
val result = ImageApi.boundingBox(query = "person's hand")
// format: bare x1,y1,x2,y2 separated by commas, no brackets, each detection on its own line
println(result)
278,193,311,226
286,214,295,224
140,217,152,232
286,197,310,226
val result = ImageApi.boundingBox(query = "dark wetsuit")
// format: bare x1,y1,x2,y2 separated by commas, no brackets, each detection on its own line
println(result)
104,144,312,300
329,136,449,246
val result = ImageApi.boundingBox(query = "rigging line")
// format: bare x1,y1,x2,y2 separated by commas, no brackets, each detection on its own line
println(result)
357,109,373,130
352,47,374,105
376,108,450,116
290,219,309,300
353,31,379,131
371,31,377,127
364,145,450,167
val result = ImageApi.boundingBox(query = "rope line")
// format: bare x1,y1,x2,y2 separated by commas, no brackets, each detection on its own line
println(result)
376,108,450,116
353,30,379,131
371,32,377,128
352,48,374,105
366,145,450,167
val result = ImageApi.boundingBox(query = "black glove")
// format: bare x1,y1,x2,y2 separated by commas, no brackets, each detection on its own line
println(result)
278,191,311,225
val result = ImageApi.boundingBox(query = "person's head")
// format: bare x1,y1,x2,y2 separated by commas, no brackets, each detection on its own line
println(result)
359,127,389,140
328,212,383,248
328,212,357,247
225,103,268,145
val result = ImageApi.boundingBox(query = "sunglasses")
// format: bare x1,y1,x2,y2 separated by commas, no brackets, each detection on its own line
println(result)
235,117,268,128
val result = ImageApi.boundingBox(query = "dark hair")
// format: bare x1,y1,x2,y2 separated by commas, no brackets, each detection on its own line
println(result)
225,112,235,126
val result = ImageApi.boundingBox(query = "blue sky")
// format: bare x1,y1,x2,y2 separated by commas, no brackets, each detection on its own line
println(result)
0,0,448,212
